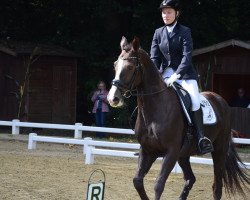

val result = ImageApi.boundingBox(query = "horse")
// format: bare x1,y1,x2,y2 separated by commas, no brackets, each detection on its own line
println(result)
107,36,250,200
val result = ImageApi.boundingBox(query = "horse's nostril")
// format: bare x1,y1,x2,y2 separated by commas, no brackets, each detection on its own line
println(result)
113,97,120,102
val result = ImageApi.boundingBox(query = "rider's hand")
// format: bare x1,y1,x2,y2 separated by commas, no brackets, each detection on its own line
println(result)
166,73,181,87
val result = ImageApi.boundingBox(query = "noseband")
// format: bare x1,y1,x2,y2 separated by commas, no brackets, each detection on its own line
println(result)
111,55,142,98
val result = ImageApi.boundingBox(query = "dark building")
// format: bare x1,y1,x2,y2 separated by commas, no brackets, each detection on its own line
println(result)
0,41,79,124
193,39,250,136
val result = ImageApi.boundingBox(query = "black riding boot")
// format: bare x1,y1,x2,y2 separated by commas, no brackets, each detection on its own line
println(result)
192,108,214,154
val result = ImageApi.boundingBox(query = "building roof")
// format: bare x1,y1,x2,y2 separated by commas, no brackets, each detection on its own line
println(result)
193,39,250,56
0,40,81,57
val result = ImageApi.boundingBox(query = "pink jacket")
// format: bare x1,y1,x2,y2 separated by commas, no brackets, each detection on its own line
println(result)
91,90,110,113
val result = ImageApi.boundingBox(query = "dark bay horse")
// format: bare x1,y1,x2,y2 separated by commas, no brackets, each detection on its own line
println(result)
107,37,250,200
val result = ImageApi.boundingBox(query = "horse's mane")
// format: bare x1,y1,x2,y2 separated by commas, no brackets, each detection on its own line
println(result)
138,48,164,82
122,43,163,82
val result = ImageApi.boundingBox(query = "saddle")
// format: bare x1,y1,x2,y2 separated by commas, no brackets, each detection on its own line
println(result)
172,83,217,154
172,82,217,126
129,83,217,130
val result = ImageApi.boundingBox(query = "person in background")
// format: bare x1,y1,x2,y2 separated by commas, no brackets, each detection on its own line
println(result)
91,81,110,137
230,88,250,108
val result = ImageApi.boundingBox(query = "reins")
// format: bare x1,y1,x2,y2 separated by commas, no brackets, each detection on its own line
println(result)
111,52,169,130
123,87,168,98
111,54,168,98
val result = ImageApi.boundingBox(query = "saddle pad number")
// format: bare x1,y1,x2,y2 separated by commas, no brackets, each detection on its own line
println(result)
200,95,217,125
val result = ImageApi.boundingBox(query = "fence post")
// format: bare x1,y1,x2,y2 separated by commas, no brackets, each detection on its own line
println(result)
28,133,37,150
12,119,20,135
74,123,83,139
83,137,92,154
85,146,95,165
172,163,182,173
84,137,94,164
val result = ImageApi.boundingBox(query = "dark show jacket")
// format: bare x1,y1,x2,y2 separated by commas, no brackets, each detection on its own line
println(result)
150,23,198,80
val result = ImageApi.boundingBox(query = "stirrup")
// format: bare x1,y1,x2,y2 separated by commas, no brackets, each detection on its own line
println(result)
198,137,211,144
198,137,214,155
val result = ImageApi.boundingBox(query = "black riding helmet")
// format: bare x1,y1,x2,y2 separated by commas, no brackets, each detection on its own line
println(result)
159,0,180,11
159,0,180,26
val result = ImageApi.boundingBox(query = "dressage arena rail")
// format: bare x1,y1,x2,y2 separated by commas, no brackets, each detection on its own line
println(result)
27,133,250,173
0,119,133,138
1,120,249,171
1,120,250,144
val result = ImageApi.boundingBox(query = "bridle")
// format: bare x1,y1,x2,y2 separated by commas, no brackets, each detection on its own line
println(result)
111,54,168,98
111,55,142,98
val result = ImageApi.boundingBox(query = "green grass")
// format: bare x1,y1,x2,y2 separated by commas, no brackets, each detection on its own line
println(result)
236,146,250,153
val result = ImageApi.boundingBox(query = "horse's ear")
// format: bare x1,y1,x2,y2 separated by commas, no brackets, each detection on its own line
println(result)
132,36,140,52
120,36,128,50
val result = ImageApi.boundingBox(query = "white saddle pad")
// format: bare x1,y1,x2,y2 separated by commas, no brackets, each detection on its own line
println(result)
200,95,217,125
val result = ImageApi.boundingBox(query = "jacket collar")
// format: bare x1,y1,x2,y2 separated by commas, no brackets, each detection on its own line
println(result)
168,22,179,38
166,21,177,33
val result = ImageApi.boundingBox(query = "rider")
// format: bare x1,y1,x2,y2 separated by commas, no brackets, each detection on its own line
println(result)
150,0,213,154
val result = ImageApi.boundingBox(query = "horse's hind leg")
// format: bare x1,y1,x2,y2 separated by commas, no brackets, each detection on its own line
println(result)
178,156,196,200
133,148,157,200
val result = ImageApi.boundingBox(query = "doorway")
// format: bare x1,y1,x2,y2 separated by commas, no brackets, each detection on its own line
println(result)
213,74,250,104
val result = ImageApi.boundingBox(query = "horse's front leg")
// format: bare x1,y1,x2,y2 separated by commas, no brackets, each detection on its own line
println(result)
154,149,179,200
133,148,157,200
178,156,196,200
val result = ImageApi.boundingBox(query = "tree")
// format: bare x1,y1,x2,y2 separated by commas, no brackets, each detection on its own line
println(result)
0,0,249,125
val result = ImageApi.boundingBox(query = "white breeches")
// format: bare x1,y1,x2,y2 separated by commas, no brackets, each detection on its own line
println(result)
162,68,201,111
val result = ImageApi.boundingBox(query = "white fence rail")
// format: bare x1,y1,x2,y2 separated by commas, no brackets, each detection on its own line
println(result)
27,133,182,173
27,133,250,173
1,120,249,172
233,138,250,145
1,120,250,143
0,119,134,138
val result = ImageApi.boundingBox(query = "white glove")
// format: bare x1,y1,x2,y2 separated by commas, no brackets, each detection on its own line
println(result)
166,73,181,87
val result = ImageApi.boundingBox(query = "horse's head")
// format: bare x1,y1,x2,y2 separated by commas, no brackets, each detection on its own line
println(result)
108,36,142,107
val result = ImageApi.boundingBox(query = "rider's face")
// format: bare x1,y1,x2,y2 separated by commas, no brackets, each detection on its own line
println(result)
161,7,177,25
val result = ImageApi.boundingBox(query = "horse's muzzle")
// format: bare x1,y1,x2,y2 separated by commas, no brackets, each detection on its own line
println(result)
107,85,124,107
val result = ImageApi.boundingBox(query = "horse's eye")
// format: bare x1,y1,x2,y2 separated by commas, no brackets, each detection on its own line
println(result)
128,65,133,70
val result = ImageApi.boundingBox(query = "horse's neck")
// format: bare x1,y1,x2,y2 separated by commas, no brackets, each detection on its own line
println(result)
139,53,165,92
138,51,176,110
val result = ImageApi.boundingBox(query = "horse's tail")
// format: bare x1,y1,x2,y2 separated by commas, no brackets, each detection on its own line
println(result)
222,137,250,197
